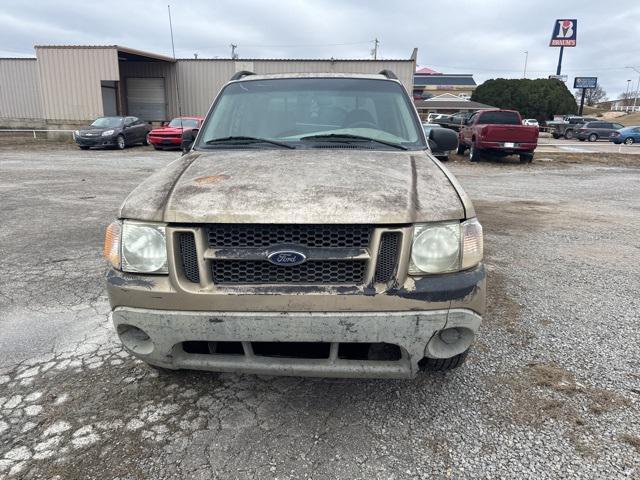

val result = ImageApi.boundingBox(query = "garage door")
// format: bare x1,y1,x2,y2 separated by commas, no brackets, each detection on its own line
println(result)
126,77,166,121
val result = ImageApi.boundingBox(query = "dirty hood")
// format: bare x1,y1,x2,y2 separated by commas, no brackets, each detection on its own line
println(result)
120,149,465,224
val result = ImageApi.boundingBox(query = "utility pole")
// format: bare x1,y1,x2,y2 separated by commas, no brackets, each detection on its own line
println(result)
626,66,640,111
371,38,379,60
167,4,183,126
523,51,528,78
625,80,631,105
230,44,238,60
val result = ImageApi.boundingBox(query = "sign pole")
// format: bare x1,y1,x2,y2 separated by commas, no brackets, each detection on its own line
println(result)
556,46,564,75
578,88,586,116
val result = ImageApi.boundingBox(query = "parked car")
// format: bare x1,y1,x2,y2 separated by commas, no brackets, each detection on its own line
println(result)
437,112,470,132
577,121,626,142
74,116,151,150
104,71,485,379
609,126,640,145
422,123,455,160
148,116,204,150
457,109,539,162
547,116,598,140
522,119,539,127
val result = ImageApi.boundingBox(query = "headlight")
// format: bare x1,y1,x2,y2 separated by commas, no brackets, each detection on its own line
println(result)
409,218,483,275
103,220,168,274
74,130,79,137
102,129,115,136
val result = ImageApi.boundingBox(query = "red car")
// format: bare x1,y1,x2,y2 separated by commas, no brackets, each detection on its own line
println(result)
148,116,203,150
457,109,539,163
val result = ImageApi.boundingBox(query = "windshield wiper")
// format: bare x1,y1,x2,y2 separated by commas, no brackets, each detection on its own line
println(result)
204,136,295,149
300,133,408,150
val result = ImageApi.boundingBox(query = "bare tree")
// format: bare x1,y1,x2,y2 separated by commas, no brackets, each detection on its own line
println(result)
574,85,607,107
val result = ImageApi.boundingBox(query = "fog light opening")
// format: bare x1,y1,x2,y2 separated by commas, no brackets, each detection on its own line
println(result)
117,324,154,355
426,327,475,359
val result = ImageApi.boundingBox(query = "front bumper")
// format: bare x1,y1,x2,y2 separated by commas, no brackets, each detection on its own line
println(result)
149,136,181,147
112,307,482,378
75,135,117,147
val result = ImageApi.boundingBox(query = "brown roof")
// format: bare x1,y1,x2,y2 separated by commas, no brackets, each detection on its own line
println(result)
414,99,494,110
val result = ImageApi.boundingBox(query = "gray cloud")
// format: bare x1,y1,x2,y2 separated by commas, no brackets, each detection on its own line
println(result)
1,0,639,97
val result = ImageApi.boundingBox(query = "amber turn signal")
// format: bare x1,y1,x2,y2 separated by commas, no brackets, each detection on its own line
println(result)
103,221,121,269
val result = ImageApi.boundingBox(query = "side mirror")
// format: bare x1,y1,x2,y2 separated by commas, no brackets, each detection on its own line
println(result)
428,128,458,153
181,128,199,154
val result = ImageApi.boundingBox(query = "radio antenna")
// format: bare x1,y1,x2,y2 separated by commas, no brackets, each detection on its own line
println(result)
168,4,183,128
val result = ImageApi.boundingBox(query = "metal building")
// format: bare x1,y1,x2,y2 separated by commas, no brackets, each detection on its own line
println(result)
0,45,417,128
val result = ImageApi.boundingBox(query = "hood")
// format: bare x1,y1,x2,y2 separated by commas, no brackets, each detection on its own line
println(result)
79,125,121,135
120,149,465,224
150,126,186,135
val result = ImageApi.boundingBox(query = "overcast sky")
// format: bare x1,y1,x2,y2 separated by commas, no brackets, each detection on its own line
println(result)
1,0,639,98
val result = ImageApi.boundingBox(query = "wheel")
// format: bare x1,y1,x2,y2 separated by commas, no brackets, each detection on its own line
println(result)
564,129,575,140
456,144,466,155
588,133,598,142
552,133,560,139
116,135,126,150
469,143,482,162
419,350,469,372
519,152,534,163
79,146,89,150
143,133,150,146
624,137,634,145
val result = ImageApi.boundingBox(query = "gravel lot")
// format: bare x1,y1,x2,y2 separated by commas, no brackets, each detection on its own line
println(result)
0,143,639,479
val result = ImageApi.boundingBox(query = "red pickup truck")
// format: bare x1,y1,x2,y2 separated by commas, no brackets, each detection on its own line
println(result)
457,110,539,163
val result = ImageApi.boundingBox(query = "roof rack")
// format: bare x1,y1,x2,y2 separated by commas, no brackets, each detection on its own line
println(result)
378,69,398,80
230,70,255,81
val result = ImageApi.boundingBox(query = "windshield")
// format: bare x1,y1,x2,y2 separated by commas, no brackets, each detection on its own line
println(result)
477,111,520,125
168,118,199,128
196,78,424,149
91,117,123,128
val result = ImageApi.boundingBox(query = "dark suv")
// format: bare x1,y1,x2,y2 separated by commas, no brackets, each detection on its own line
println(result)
576,121,625,142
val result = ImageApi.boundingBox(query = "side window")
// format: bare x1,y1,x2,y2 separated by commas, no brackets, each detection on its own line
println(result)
634,127,640,133
611,123,624,129
125,116,136,126
467,113,478,124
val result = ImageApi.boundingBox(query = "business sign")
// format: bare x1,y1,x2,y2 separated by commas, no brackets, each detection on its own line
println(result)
550,19,577,47
548,75,568,82
574,77,597,89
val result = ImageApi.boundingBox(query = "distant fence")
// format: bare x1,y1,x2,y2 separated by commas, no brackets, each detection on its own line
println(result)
0,129,74,139
611,105,640,113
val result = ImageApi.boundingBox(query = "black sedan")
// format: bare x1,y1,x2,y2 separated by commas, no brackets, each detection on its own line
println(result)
74,116,151,150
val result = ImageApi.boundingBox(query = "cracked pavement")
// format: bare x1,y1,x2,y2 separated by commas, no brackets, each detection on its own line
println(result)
0,144,639,479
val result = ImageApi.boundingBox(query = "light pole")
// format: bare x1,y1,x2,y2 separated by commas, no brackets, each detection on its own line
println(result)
625,79,631,106
626,66,640,111
523,51,528,78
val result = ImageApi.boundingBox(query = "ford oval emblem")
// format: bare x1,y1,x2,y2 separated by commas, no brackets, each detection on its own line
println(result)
267,250,307,266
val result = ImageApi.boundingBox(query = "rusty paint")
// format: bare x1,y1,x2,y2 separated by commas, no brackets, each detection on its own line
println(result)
193,174,230,185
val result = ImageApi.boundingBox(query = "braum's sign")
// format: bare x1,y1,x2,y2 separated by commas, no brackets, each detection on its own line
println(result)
574,77,597,89
550,19,577,47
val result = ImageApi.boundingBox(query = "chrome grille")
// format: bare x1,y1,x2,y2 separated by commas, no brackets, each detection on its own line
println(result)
211,260,366,285
207,224,371,248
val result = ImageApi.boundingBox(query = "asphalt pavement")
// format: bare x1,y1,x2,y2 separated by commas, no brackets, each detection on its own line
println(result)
0,144,639,479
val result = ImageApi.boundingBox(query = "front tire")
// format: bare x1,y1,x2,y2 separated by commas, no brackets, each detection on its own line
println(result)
552,133,560,139
116,135,126,150
564,129,575,140
419,351,469,372
624,137,635,145
143,133,150,146
588,133,598,142
469,143,482,162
